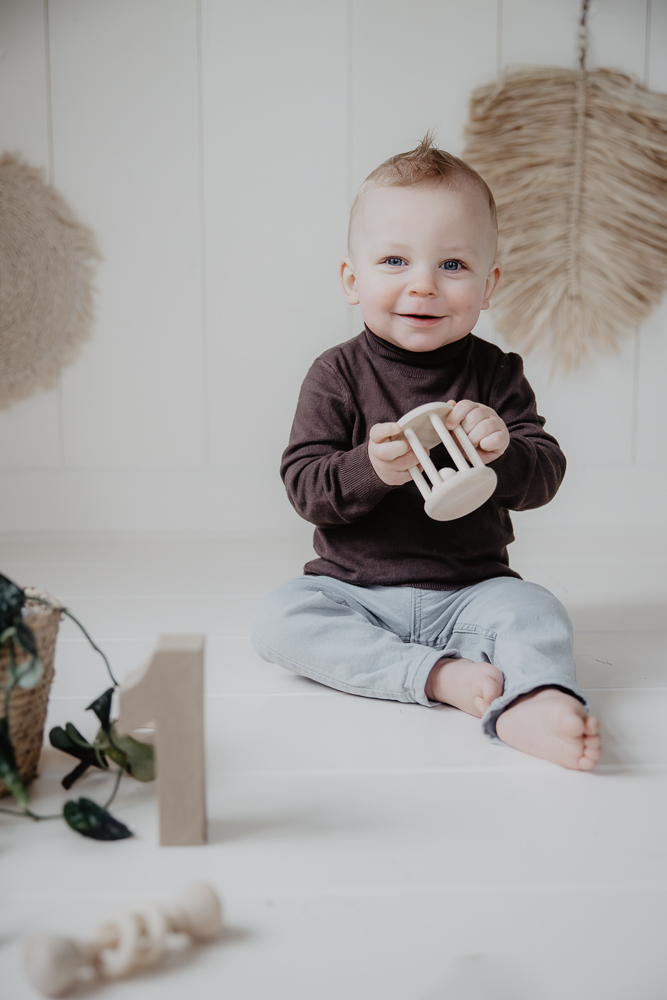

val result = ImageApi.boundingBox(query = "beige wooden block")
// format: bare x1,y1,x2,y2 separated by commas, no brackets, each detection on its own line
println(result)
117,635,206,846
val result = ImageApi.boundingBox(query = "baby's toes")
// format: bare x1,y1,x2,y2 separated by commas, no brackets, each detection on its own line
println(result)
480,672,503,705
584,715,600,736
583,734,602,758
578,753,598,771
579,733,602,770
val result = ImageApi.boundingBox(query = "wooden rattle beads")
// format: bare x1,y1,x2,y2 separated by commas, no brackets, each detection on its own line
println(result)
397,401,497,521
23,882,223,997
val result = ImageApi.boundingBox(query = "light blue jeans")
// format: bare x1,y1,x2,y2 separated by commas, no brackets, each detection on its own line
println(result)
251,574,588,743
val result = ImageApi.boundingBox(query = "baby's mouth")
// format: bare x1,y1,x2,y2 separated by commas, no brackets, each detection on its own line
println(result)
399,313,444,324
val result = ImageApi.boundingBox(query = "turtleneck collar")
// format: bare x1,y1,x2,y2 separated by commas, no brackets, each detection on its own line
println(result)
364,326,471,370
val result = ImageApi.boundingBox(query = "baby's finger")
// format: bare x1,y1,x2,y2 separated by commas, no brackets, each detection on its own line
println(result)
479,430,507,453
373,437,411,462
466,416,500,446
467,415,508,448
369,422,403,444
445,399,478,430
392,450,424,471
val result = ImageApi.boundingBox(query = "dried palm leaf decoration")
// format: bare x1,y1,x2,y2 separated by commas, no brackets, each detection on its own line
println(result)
462,0,667,371
0,153,99,407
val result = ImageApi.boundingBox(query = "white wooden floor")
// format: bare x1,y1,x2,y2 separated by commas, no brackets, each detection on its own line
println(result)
1,529,666,1000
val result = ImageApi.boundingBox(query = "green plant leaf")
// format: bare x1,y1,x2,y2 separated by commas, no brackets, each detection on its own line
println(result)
14,620,38,659
15,656,43,690
0,626,17,645
50,725,108,788
60,759,93,791
3,646,17,684
0,717,29,807
50,724,95,760
87,688,114,732
63,798,133,840
0,575,25,633
64,722,97,750
96,724,155,782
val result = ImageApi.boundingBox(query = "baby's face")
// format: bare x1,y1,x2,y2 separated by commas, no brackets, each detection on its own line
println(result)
341,183,501,352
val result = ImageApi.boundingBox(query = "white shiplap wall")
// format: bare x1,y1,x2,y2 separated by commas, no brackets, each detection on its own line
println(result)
0,0,665,533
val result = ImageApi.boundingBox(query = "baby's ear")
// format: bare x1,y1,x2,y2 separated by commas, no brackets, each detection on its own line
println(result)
339,257,359,305
481,261,502,310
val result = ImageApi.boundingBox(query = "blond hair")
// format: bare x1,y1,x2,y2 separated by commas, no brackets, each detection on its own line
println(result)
348,131,497,248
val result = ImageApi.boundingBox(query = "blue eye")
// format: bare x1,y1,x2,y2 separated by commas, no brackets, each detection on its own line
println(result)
441,260,464,271
385,257,405,266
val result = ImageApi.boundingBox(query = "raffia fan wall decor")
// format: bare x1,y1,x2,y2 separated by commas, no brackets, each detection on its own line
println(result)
462,13,667,371
0,153,99,407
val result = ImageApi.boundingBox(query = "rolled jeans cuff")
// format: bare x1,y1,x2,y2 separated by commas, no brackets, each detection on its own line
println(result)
410,646,458,707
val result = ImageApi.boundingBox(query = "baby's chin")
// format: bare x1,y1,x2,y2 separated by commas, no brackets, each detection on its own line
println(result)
371,325,471,353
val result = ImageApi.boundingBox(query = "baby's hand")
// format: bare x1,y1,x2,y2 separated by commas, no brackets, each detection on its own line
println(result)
445,399,510,464
368,422,424,486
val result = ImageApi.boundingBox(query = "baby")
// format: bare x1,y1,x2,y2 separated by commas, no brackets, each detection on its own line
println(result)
252,136,601,771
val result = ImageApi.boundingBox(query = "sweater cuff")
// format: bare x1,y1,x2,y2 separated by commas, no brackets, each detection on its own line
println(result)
489,440,528,500
337,443,394,509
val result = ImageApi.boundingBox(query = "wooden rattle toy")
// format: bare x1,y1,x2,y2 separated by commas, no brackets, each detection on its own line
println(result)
23,882,223,997
397,401,497,520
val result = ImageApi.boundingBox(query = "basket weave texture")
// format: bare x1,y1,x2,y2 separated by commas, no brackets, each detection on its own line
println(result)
0,588,62,796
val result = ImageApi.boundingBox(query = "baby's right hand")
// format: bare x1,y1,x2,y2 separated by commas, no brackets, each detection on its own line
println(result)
368,422,424,486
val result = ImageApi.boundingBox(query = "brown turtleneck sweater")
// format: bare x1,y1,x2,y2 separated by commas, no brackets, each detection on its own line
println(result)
281,328,566,590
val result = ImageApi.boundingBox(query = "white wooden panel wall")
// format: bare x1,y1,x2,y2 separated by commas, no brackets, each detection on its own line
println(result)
0,0,664,532
51,0,206,470
350,1,498,174
201,0,348,472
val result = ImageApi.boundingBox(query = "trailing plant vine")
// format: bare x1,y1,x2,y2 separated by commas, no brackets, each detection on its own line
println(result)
0,573,154,840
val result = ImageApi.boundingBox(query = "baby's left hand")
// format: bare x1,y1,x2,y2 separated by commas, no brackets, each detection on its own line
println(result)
445,399,510,465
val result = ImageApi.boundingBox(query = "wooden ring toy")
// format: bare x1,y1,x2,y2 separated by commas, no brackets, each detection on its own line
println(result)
23,882,224,996
396,401,497,521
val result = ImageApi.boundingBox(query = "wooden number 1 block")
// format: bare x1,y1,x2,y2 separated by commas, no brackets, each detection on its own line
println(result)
116,635,207,846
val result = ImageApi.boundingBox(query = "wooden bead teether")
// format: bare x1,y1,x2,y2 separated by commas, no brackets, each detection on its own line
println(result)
23,882,223,997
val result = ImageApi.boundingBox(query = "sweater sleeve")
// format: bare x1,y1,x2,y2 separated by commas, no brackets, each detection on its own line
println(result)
487,353,566,511
281,359,393,526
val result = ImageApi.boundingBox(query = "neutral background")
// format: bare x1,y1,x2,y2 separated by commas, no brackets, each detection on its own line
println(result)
0,0,665,535
2,7,667,999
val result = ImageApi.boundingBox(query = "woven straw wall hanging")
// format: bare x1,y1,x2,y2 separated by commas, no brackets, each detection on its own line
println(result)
462,0,667,371
0,153,99,407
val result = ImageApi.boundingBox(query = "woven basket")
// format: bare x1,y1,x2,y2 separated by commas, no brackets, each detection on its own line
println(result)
0,588,62,796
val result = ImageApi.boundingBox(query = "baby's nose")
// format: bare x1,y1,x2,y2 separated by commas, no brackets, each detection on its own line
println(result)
407,267,439,295
409,279,438,296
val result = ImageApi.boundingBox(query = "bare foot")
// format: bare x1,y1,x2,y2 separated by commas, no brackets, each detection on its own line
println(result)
425,657,504,718
496,687,602,770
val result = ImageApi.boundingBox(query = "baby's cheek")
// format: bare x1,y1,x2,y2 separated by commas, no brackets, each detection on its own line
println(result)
452,282,487,315
376,286,399,310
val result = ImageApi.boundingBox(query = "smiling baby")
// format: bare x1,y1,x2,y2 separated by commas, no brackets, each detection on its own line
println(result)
252,135,601,771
